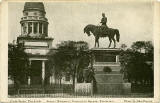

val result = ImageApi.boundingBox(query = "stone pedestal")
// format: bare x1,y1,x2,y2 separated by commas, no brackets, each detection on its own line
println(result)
91,48,131,95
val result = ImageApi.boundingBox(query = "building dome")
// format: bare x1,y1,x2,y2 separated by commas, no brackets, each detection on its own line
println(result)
24,2,45,13
21,2,48,38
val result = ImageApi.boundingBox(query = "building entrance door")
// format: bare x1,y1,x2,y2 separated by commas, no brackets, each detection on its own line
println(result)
30,60,42,85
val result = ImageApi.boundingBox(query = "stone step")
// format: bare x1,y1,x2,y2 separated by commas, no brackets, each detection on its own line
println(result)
95,74,123,83
94,65,121,72
95,71,121,74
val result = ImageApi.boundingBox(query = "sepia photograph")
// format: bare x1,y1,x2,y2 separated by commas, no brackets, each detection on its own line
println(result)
0,0,159,101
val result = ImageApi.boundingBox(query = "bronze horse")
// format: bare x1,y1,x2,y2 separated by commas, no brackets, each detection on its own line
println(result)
84,24,120,48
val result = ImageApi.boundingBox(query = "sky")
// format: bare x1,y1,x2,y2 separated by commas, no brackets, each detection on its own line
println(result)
8,1,154,48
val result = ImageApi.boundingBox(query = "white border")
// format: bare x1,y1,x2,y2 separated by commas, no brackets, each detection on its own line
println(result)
0,0,160,103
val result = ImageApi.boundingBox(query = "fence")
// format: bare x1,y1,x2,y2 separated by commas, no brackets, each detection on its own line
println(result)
131,84,153,93
8,83,153,98
75,83,93,96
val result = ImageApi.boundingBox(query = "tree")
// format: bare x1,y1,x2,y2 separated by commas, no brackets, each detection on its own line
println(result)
120,44,127,50
119,41,153,85
131,41,145,53
48,41,90,88
119,48,134,82
131,41,153,54
8,43,29,88
144,41,154,61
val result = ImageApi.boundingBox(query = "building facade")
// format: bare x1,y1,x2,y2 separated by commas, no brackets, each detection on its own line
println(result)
16,2,74,86
17,2,54,85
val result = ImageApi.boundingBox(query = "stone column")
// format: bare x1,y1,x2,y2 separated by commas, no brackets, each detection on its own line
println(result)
75,76,77,84
42,23,44,34
28,76,31,86
42,60,45,85
46,24,48,36
50,75,55,85
31,22,34,33
26,22,28,35
37,22,39,34
28,60,31,85
116,55,119,63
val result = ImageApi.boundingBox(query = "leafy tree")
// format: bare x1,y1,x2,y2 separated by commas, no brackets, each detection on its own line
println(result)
144,41,154,61
120,44,127,50
120,41,153,85
131,41,153,54
119,48,134,82
144,41,153,52
48,41,90,88
131,41,145,53
8,43,29,88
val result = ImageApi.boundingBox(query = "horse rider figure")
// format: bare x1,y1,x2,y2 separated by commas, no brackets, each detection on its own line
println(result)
100,13,108,34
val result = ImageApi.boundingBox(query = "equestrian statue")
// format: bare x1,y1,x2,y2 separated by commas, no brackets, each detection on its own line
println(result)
84,13,120,48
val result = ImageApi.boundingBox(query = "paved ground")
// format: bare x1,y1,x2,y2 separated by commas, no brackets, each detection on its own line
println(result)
9,93,153,98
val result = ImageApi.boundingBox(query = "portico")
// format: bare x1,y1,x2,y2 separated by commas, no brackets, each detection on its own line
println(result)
28,58,47,86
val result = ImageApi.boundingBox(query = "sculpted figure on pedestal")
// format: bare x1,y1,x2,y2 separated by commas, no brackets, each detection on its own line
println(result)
84,13,120,48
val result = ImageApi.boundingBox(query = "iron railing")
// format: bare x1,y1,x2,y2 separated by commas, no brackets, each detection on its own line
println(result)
8,84,153,98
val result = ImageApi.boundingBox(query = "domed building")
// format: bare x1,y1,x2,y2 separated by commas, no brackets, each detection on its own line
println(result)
20,2,48,37
17,2,53,85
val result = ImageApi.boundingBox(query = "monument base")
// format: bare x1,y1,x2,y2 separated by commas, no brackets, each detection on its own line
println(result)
91,48,131,95
95,74,123,83
96,83,123,95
